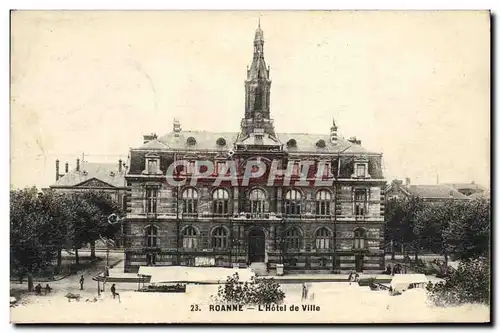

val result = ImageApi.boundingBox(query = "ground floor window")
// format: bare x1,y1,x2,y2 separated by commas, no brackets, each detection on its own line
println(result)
146,253,157,266
215,257,224,267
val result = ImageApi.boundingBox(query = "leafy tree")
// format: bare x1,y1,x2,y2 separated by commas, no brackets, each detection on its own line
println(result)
426,257,490,306
10,187,124,289
385,196,425,259
413,201,451,265
10,188,57,291
443,198,490,261
63,191,123,263
37,190,72,271
211,273,285,306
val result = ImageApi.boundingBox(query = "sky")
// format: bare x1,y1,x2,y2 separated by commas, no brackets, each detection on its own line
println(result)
10,10,490,189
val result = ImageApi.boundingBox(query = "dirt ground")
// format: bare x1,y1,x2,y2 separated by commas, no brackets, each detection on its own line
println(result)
10,280,489,324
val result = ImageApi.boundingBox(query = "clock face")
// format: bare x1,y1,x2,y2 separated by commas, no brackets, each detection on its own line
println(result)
255,113,263,121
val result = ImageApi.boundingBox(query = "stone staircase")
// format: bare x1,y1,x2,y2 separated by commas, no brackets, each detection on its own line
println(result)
249,262,268,276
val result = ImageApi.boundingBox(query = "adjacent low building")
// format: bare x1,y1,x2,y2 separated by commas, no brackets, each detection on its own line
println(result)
385,178,471,202
48,158,127,247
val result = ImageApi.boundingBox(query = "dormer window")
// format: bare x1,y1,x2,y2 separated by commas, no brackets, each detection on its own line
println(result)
215,161,227,176
143,153,161,175
216,137,226,147
356,164,366,178
286,160,300,177
316,139,326,148
186,161,196,175
287,139,297,149
316,160,332,178
352,157,370,179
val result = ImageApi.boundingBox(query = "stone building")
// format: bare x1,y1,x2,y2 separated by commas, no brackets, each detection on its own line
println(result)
49,158,127,246
123,24,386,274
385,178,470,202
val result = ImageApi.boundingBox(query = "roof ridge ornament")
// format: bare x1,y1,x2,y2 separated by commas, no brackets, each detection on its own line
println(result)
173,118,182,137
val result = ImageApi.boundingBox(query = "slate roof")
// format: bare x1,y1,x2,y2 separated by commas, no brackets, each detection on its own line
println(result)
140,130,378,155
50,161,126,188
469,190,491,199
406,185,469,199
444,182,488,193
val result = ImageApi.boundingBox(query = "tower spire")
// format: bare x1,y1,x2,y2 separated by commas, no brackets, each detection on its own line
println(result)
240,23,275,139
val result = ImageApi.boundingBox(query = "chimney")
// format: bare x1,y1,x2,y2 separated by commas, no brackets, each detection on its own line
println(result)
393,179,403,187
56,159,60,181
143,133,158,144
76,158,80,172
347,136,361,145
118,159,123,173
330,118,338,145
65,162,69,173
405,177,411,187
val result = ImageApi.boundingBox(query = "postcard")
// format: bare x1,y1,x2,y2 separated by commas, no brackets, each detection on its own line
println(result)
10,10,491,324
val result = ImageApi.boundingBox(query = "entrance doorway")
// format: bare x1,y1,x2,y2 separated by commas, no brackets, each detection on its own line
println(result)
248,228,266,263
355,254,364,272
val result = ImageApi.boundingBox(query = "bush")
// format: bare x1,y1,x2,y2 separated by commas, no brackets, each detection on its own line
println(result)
426,257,490,306
211,272,285,306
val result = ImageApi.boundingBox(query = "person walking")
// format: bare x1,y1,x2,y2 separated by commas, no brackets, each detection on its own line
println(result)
34,283,42,295
111,284,120,303
79,275,84,290
301,283,307,301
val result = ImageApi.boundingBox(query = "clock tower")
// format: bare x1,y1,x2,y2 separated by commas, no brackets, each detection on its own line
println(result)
239,20,277,140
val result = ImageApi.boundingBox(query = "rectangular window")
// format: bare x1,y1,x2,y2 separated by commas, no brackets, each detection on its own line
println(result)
354,189,367,216
323,162,331,177
186,161,196,175
292,162,300,177
356,164,366,178
216,162,226,175
145,187,158,214
147,159,159,174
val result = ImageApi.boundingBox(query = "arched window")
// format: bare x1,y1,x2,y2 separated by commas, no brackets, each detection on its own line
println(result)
315,227,331,250
212,188,230,215
354,228,366,249
144,225,159,247
182,188,198,215
249,188,266,216
316,190,332,216
212,227,228,249
182,226,198,249
285,227,302,250
284,189,302,216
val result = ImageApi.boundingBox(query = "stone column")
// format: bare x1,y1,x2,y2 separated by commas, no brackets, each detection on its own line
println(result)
276,187,282,214
233,187,239,214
